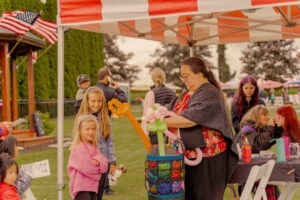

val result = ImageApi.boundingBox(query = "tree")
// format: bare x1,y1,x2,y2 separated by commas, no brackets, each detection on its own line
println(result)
217,44,236,82
146,44,213,87
104,35,141,85
240,40,299,82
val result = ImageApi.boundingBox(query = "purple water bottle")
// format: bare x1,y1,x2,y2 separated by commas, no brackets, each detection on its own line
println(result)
282,136,290,159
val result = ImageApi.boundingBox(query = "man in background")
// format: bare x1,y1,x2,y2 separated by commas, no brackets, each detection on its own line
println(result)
96,67,127,115
95,67,127,196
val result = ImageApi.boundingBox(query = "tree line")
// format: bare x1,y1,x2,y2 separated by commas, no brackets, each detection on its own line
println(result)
1,0,104,99
147,41,300,85
2,0,299,100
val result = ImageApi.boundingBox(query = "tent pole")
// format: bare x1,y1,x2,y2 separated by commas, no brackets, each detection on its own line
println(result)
57,22,65,200
189,46,194,57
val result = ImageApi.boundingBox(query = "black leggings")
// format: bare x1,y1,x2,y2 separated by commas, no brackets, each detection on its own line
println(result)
74,191,97,200
97,173,106,200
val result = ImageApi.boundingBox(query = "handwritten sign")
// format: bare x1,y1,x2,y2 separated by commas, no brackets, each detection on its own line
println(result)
21,160,50,179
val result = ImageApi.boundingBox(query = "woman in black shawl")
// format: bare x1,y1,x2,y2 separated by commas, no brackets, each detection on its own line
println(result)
163,57,239,200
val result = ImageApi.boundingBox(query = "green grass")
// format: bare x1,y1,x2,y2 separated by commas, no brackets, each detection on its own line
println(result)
16,105,300,199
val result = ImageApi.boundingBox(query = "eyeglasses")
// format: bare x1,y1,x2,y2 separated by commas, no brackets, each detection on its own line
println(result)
179,74,191,81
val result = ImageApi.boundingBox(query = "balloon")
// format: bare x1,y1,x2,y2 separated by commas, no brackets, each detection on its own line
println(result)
108,99,151,153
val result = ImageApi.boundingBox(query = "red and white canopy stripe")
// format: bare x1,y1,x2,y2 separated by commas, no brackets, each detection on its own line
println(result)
59,0,300,46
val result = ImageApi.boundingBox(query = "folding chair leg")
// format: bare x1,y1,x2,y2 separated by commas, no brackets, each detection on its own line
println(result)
226,184,239,199
278,182,299,200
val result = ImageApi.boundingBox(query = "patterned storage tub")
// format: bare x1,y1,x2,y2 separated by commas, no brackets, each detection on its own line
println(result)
145,154,184,199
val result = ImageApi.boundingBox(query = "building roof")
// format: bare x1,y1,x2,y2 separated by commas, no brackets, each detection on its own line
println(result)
0,27,46,56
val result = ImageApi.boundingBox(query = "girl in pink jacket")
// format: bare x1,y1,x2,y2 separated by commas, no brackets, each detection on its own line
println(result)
68,115,108,200
0,154,20,200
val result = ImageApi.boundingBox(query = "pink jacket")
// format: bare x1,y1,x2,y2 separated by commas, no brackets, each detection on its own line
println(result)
68,142,108,199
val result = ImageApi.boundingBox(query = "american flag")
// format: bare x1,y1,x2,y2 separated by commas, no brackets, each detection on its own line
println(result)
1,11,58,44
0,14,29,35
31,18,58,45
16,11,40,25
13,11,57,44
0,11,40,35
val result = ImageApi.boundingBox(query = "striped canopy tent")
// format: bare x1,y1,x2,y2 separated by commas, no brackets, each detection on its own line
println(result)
258,79,283,89
283,80,300,87
219,81,238,90
59,0,300,47
56,1,300,199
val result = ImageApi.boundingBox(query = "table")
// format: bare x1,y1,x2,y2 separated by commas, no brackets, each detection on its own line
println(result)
230,158,300,184
229,158,300,200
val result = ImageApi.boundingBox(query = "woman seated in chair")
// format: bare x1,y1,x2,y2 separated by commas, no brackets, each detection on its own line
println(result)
236,105,284,199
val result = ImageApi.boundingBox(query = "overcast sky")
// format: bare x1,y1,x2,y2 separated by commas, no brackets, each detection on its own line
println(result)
117,36,300,86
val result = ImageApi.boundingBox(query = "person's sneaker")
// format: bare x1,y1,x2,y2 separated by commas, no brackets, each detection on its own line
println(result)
104,188,115,195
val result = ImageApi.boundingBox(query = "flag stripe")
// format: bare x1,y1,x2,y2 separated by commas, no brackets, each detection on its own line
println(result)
35,20,57,33
1,17,30,31
31,24,57,44
36,19,57,31
0,22,27,34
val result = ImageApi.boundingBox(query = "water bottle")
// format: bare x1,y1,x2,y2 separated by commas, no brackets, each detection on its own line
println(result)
276,138,286,162
282,136,290,159
241,135,252,163
242,145,252,163
289,143,300,158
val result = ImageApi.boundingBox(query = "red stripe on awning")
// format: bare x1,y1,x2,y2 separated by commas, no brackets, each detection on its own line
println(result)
274,5,300,17
218,11,249,44
118,20,136,37
177,16,191,45
150,18,166,42
60,0,102,24
275,5,300,39
252,0,299,6
148,0,197,15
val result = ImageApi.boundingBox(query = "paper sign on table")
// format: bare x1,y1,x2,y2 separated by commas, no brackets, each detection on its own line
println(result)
21,159,50,178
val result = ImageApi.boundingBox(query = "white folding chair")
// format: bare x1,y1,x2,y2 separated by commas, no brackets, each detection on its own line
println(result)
240,160,275,200
23,187,36,200
277,182,300,200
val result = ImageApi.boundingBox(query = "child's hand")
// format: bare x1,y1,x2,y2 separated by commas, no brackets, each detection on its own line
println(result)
1,121,13,132
110,164,117,174
92,159,100,166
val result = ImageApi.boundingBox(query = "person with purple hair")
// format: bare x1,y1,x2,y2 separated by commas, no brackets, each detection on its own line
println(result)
230,75,266,134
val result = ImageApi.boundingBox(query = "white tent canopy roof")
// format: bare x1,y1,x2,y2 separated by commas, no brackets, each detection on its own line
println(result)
59,0,300,46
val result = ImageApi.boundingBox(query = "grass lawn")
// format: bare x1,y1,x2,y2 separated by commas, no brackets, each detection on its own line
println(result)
16,105,300,199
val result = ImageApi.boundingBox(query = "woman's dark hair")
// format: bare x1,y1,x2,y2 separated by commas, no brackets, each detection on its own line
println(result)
234,75,259,119
0,153,18,182
0,135,18,157
181,57,221,91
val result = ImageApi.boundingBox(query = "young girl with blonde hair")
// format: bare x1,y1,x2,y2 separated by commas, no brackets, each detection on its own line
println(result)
75,86,114,199
68,115,108,200
237,105,283,153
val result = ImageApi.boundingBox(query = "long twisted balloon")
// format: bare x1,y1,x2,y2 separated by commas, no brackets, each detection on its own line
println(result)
108,99,151,153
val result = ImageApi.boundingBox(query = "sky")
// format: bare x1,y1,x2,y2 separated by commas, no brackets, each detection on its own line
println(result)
117,36,300,86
